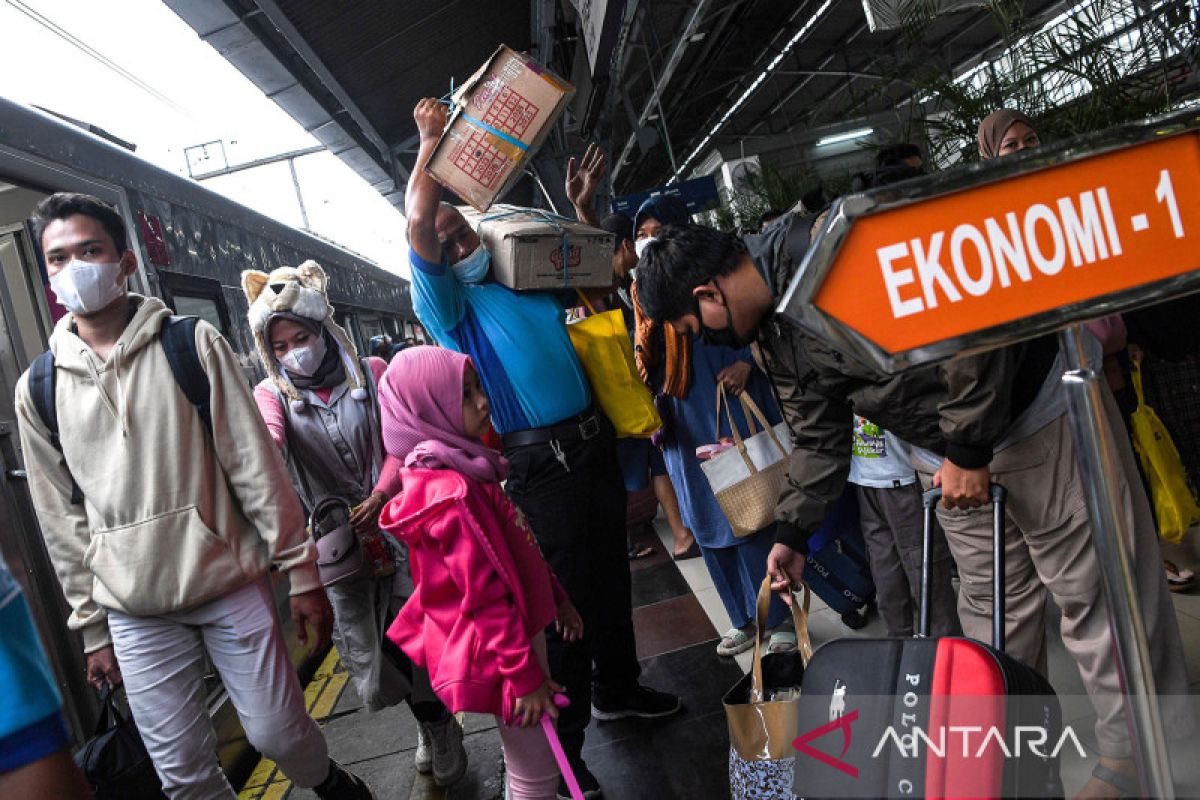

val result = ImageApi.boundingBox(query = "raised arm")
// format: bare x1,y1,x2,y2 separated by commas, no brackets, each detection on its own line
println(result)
407,99,450,264
565,143,607,228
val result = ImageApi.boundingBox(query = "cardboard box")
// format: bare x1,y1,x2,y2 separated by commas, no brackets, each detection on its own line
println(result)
427,46,575,211
461,205,615,290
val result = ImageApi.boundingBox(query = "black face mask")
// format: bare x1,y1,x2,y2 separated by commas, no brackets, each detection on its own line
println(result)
696,285,749,349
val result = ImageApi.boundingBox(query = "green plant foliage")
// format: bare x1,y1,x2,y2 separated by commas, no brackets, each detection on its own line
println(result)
709,161,828,232
897,0,1197,164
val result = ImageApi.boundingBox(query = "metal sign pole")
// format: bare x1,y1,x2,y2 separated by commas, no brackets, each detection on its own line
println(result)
1058,323,1174,799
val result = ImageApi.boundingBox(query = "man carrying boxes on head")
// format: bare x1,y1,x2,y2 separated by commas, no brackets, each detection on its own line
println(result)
403,97,681,800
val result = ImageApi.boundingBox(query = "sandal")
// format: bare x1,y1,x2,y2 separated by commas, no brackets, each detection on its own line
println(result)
673,542,701,561
767,628,798,654
716,627,755,657
627,544,654,560
1165,560,1195,593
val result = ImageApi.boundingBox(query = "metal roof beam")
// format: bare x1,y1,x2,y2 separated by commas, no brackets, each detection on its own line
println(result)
249,0,392,161
191,145,324,179
648,0,835,185
742,20,871,137
609,0,717,185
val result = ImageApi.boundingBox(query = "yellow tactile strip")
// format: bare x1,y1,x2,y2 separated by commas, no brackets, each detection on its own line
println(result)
238,647,350,799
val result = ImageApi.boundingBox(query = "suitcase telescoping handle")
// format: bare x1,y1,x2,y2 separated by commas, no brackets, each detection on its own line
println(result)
920,484,1008,648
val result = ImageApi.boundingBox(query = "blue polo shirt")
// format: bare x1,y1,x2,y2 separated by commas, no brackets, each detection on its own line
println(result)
409,248,590,434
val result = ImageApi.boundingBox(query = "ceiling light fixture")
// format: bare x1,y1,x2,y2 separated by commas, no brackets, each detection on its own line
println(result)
815,127,874,146
670,0,834,183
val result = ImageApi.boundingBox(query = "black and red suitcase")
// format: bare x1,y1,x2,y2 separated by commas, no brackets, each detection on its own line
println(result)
793,485,1064,799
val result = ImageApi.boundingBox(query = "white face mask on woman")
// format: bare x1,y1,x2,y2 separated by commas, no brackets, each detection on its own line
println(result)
634,237,657,259
279,335,328,377
49,258,126,315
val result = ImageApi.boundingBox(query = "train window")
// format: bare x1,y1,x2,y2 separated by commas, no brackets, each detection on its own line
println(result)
359,317,384,341
158,271,232,338
175,295,224,332
334,310,364,354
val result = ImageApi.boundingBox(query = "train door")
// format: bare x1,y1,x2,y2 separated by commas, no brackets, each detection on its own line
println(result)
0,213,96,743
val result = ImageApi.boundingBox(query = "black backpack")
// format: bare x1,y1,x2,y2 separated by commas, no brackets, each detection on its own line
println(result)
27,315,211,504
74,684,167,800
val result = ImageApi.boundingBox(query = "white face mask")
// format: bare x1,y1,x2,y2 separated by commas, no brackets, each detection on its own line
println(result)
634,237,656,259
49,258,127,315
279,336,328,377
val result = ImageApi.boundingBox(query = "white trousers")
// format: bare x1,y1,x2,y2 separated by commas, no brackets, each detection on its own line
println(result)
109,579,329,799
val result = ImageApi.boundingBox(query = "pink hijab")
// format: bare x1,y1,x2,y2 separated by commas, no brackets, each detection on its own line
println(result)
378,346,509,483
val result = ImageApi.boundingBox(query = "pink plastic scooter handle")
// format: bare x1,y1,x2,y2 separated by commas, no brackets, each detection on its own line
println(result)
541,694,584,800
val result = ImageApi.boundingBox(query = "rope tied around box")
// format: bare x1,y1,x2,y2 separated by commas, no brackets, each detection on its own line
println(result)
481,205,575,286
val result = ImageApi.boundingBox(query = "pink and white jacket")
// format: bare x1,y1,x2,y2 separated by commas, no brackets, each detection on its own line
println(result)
382,467,566,723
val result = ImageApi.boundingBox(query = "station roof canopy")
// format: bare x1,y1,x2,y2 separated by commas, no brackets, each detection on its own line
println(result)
166,0,534,211
168,0,1178,206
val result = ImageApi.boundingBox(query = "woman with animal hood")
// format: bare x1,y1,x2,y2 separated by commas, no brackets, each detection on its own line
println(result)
242,262,468,788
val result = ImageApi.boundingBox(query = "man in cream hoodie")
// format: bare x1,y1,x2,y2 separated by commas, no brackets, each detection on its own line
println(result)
15,193,375,800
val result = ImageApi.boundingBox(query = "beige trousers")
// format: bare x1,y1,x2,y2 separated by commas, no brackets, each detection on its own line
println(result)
917,388,1192,758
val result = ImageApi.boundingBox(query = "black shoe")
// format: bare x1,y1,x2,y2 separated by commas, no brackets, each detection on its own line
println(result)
591,685,681,721
557,761,603,799
841,609,868,630
313,759,376,800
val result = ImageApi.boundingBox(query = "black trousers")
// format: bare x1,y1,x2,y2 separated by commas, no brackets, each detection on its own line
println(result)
504,414,640,761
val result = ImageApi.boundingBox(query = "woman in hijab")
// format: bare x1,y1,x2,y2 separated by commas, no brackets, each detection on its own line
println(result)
243,262,468,788
977,110,1197,799
982,108,1193,588
976,108,1041,159
631,196,796,657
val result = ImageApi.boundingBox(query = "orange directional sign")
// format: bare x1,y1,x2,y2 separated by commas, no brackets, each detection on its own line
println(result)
808,129,1200,360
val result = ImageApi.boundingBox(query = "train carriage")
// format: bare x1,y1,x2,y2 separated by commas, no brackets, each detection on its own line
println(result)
0,96,414,778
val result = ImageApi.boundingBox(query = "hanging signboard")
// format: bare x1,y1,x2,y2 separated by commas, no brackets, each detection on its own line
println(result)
611,174,721,217
778,110,1198,800
778,111,1200,373
579,0,624,77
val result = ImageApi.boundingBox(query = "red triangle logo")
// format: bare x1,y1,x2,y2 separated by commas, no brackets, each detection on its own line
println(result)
793,709,860,778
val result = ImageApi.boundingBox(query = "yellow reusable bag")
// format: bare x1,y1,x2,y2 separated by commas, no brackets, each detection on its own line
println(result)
567,291,661,438
1130,359,1200,543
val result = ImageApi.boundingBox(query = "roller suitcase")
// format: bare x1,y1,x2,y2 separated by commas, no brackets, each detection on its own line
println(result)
793,486,1064,799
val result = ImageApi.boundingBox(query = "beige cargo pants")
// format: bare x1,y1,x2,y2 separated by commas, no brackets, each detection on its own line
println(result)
916,388,1192,759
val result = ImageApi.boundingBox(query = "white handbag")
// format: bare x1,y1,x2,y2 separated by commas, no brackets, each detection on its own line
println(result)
700,384,794,537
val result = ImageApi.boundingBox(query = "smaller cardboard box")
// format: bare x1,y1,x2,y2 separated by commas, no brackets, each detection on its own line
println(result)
428,46,575,211
461,205,615,291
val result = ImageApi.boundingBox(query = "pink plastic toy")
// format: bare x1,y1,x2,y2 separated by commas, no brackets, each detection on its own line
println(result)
540,694,584,800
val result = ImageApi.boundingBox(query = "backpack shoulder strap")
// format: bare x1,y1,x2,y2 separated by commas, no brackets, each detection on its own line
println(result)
28,350,59,441
28,350,84,504
160,316,212,436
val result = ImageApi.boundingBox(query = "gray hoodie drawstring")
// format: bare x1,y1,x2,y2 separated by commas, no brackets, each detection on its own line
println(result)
82,345,129,437
114,343,129,437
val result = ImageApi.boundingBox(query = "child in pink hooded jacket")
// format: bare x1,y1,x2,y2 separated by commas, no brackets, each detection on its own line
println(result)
378,346,583,800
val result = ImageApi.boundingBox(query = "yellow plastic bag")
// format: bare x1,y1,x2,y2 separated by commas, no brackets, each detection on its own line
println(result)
567,292,661,438
1129,360,1200,543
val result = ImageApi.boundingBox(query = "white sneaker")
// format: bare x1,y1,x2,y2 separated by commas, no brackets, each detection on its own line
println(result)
419,716,467,787
414,725,432,774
